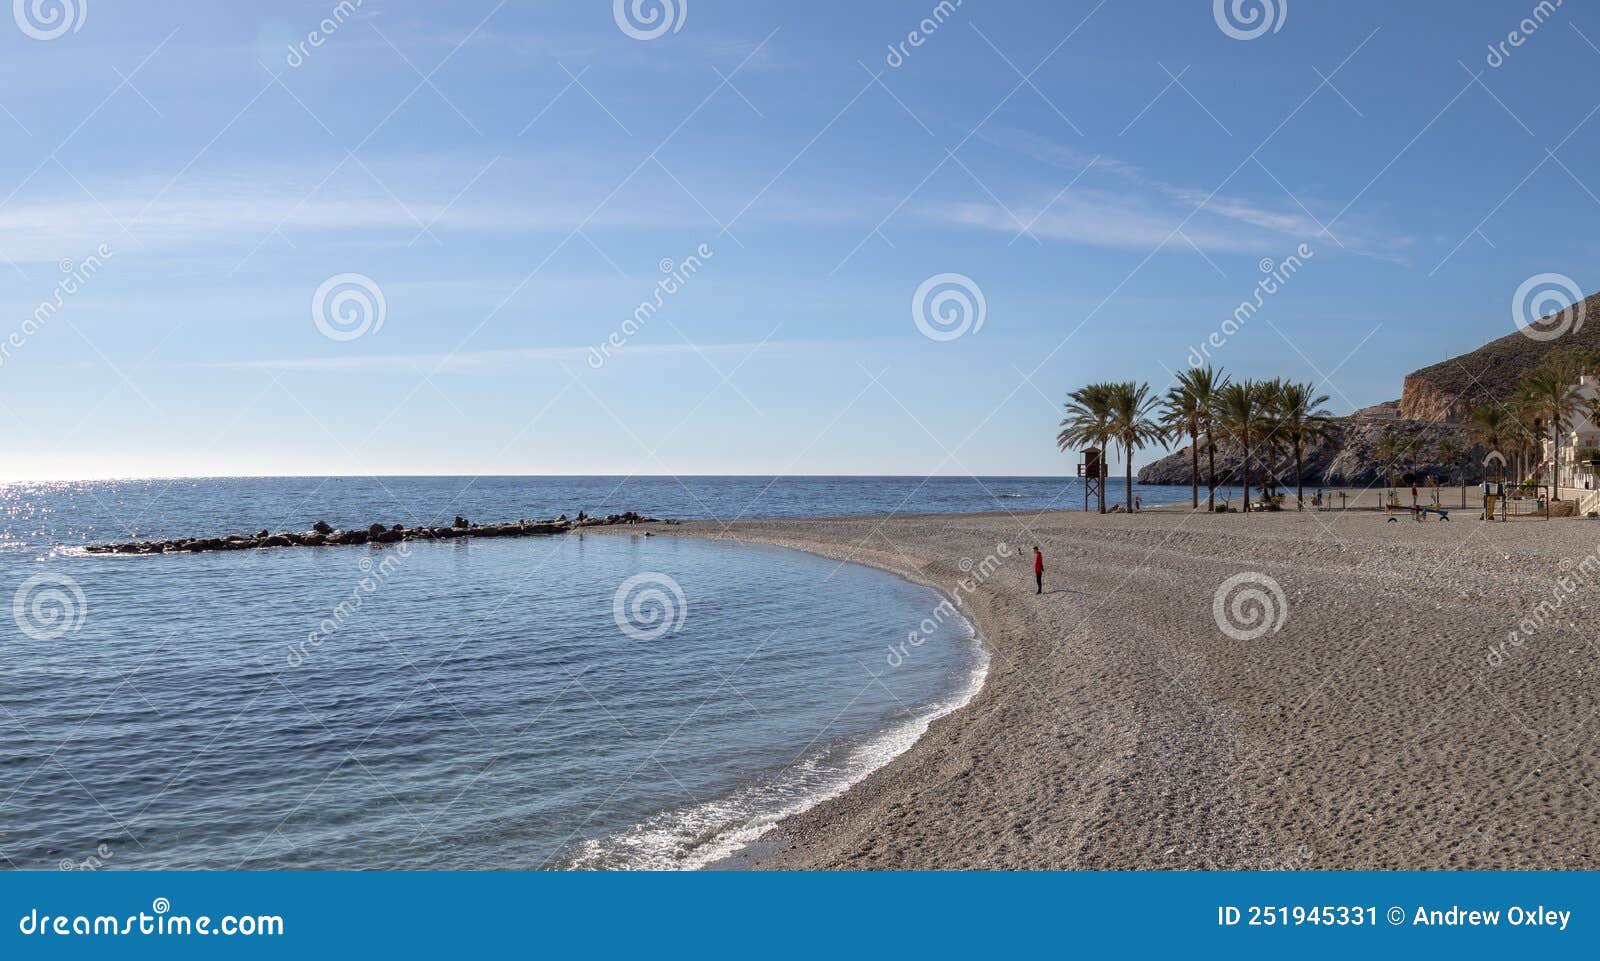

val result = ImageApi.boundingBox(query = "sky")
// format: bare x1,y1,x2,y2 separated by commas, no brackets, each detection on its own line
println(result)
2,0,1598,481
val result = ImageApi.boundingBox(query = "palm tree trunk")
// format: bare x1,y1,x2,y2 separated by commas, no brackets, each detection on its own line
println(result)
1098,441,1106,514
1206,430,1216,512
1295,438,1304,509
1125,440,1134,512
1189,423,1199,509
1242,427,1251,513
1554,427,1561,500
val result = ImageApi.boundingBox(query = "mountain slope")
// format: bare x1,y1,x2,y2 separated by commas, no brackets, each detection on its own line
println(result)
1400,291,1599,422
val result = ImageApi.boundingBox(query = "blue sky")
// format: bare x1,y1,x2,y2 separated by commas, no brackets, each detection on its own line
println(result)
2,0,1598,481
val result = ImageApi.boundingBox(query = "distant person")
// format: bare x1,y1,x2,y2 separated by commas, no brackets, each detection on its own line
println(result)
1032,546,1044,595
1410,482,1418,509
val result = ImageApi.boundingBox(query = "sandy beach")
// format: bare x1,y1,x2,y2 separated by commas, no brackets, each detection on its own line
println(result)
614,504,1600,870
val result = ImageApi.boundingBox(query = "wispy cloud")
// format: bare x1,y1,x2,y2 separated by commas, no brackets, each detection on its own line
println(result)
208,340,780,373
959,125,1410,261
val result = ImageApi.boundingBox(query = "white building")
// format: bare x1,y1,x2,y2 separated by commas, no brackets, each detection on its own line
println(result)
1542,374,1600,494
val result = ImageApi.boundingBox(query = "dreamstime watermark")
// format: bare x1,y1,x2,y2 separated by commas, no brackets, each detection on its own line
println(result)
1212,571,1288,641
912,272,986,342
58,843,113,872
612,572,688,640
12,573,88,641
13,0,86,40
613,0,685,41
1511,272,1584,342
884,0,965,69
1186,244,1312,367
311,273,386,342
287,544,411,667
1485,0,1565,68
887,543,1012,667
587,244,713,369
18,898,284,938
1486,547,1600,667
1213,0,1286,41
0,245,114,370
284,0,364,68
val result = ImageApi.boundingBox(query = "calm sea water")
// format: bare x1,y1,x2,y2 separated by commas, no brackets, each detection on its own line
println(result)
0,476,1200,871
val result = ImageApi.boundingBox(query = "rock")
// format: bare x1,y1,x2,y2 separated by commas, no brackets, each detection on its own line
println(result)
1139,414,1480,489
81,510,665,554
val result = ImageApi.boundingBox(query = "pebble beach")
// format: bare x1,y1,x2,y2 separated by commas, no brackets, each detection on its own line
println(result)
619,505,1600,870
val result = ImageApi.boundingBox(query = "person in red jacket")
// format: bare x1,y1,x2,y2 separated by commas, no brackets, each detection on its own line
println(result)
1033,546,1044,594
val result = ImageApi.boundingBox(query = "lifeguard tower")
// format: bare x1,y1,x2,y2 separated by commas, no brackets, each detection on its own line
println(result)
1079,447,1108,512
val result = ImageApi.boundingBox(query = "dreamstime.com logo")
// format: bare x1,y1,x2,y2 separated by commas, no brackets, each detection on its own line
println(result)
1213,0,1286,40
613,0,685,40
587,244,713,369
287,544,411,667
612,572,688,640
1487,547,1600,667
1212,571,1288,641
1485,0,1566,68
312,273,386,342
884,0,966,69
12,573,88,641
13,0,86,40
912,273,986,342
1186,244,1313,368
1512,272,1585,342
887,542,1011,667
18,898,284,938
285,0,365,68
0,244,115,371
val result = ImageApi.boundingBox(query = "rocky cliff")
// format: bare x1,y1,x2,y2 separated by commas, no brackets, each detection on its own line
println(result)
1137,411,1479,489
1139,290,1600,486
1398,289,1600,422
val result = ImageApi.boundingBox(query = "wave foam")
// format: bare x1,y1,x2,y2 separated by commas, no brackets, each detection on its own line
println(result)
564,614,989,871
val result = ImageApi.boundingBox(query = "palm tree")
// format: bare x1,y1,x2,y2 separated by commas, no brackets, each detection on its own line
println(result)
1058,383,1114,513
1216,380,1269,512
1469,404,1505,459
1373,432,1399,491
1508,397,1543,485
1521,367,1584,499
1105,381,1163,511
1159,366,1227,510
1271,380,1335,508
1434,436,1458,485
1191,366,1230,512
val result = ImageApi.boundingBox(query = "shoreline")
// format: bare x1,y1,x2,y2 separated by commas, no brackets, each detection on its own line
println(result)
579,529,993,871
601,506,1600,870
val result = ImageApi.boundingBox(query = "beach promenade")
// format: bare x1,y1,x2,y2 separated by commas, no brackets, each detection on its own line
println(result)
619,508,1600,870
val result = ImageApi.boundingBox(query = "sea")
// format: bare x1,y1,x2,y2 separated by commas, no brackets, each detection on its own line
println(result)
0,476,1215,870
